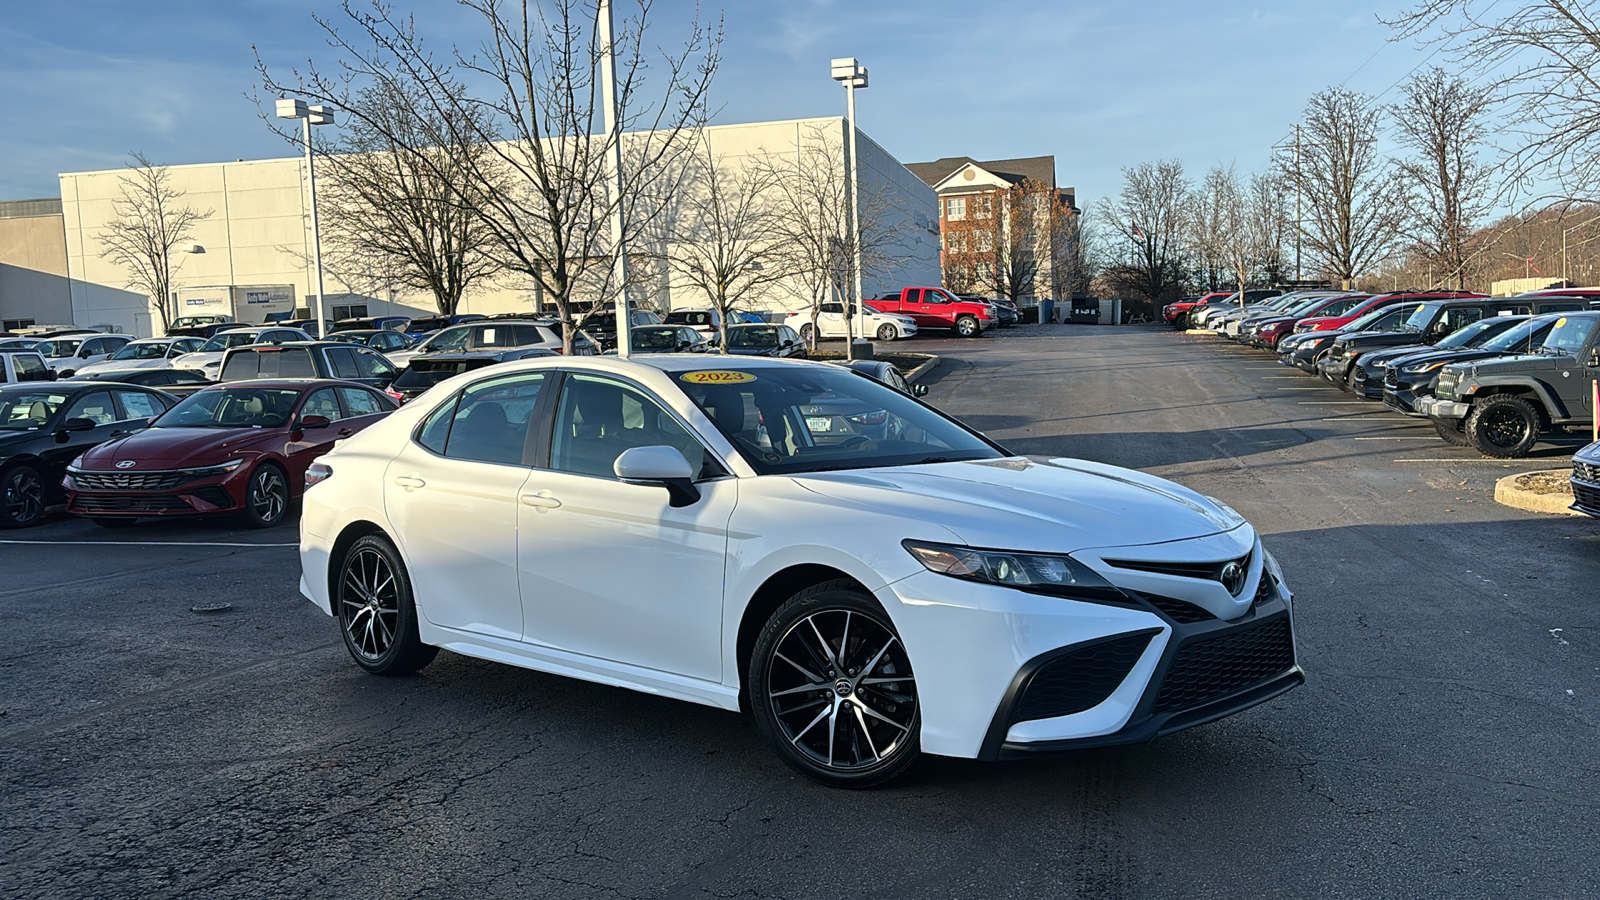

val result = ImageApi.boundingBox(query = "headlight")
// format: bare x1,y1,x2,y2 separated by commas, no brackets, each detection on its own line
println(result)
902,540,1117,597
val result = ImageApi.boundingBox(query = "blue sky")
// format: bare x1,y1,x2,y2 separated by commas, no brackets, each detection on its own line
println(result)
0,0,1432,204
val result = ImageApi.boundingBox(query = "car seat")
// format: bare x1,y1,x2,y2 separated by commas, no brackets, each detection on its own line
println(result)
449,400,522,465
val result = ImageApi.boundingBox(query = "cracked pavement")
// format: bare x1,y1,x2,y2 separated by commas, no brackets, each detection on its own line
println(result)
2,324,1597,897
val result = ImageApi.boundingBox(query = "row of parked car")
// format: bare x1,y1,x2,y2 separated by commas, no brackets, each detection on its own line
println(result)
1178,286,1600,516
0,325,928,529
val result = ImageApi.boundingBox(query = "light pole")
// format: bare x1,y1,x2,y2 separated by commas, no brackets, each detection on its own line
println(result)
598,0,632,357
276,98,334,337
831,57,867,361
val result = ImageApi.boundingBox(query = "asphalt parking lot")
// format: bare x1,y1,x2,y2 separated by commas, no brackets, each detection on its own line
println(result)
4,324,1598,898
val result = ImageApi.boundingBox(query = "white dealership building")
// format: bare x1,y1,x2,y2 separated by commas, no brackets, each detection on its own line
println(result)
31,117,939,337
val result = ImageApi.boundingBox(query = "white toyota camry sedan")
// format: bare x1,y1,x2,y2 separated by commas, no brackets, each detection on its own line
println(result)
299,355,1301,787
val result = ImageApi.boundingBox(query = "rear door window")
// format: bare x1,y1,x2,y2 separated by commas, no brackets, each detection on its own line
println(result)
328,347,364,379
114,390,167,421
440,373,548,466
338,387,387,417
353,348,396,379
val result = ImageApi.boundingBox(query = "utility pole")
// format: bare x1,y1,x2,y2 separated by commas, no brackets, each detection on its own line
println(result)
1294,124,1302,284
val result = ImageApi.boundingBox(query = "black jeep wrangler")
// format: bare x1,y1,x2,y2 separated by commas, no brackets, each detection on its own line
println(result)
1419,311,1600,457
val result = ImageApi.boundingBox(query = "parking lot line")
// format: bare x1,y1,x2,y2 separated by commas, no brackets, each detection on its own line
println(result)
0,539,297,548
1390,458,1529,463
1354,436,1435,440
1298,401,1369,405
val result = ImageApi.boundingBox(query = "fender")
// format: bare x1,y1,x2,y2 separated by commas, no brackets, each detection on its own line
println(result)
1461,376,1573,422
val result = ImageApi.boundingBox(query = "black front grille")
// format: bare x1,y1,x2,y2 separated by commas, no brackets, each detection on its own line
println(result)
189,485,235,509
1573,482,1600,513
1154,618,1295,714
72,469,198,491
1254,573,1276,606
1013,631,1156,723
1574,461,1600,484
1138,592,1215,624
71,494,194,512
1383,368,1399,387
1106,552,1250,584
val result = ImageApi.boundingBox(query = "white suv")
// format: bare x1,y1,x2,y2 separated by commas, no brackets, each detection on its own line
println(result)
0,350,56,384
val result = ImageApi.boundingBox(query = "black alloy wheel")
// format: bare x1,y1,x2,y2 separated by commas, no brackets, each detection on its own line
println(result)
750,580,920,788
876,323,897,341
955,316,980,338
1465,395,1542,458
0,464,45,528
337,534,437,675
241,464,289,528
798,324,815,344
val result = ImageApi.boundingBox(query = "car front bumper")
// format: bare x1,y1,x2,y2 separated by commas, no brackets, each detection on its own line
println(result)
1572,455,1600,516
1416,396,1470,421
65,468,249,518
882,555,1300,761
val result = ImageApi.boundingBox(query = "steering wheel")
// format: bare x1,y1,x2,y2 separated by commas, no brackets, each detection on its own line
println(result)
837,435,873,450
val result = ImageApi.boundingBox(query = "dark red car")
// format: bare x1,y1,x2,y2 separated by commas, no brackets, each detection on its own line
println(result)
1292,291,1486,334
1163,292,1233,326
64,379,396,528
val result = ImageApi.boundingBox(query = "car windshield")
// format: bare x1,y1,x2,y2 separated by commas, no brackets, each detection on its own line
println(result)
199,331,261,352
111,342,170,361
35,339,83,357
1539,315,1598,354
1402,305,1446,333
631,328,683,350
726,326,782,349
416,326,471,353
0,391,70,429
666,312,713,327
154,388,302,429
1435,317,1509,349
1483,318,1551,352
679,365,1002,475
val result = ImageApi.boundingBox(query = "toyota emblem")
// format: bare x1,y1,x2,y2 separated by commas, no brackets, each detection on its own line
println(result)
115,460,137,469
1219,561,1246,596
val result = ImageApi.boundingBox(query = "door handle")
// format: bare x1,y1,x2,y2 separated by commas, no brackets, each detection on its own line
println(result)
337,428,353,437
519,490,562,510
393,474,426,491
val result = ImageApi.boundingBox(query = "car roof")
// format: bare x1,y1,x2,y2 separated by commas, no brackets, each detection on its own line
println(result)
0,380,116,394
197,378,363,390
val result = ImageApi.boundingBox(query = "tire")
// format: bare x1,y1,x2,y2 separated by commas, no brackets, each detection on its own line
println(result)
336,534,438,675
0,464,45,529
92,517,138,528
798,324,815,344
1465,394,1542,458
240,463,290,528
749,579,920,788
955,316,980,338
1433,419,1472,447
876,323,897,341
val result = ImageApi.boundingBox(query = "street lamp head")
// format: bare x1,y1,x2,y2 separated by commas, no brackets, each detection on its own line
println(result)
308,105,335,127
830,57,867,88
275,98,309,120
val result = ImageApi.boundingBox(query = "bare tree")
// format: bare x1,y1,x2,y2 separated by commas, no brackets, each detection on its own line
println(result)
1285,87,1405,288
1096,160,1191,318
1200,164,1254,306
1186,172,1232,291
1389,67,1496,290
1247,171,1290,285
664,141,789,348
97,153,213,333
1050,202,1093,301
1385,1,1600,202
942,179,1069,303
259,0,722,353
749,126,903,350
313,82,502,316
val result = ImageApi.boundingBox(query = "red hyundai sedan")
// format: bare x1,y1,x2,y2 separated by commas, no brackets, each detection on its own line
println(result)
64,379,396,528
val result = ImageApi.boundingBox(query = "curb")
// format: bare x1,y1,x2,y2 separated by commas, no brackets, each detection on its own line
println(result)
905,354,941,383
1493,470,1584,517
1183,329,1217,335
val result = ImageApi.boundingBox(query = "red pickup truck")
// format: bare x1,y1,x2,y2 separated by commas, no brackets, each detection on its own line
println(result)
866,288,994,337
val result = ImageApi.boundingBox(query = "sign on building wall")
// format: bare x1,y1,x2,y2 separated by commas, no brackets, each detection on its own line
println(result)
238,286,295,320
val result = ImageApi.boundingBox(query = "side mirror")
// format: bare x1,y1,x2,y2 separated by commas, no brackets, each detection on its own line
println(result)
912,384,929,397
62,417,97,432
297,414,332,430
1589,348,1600,368
613,444,700,507
45,369,58,381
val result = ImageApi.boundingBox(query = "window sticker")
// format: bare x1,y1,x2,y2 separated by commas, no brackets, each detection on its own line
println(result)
680,371,757,384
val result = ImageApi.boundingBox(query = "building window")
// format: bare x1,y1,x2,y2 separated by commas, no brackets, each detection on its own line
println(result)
332,304,370,320
972,195,992,219
946,197,966,221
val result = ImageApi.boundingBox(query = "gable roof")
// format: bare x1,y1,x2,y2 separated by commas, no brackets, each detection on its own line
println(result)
905,155,1057,190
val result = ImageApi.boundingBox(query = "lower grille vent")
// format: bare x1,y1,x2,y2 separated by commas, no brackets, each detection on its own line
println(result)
1013,631,1156,723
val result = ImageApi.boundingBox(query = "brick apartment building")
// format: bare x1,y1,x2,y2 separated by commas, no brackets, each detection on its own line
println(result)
905,155,1079,304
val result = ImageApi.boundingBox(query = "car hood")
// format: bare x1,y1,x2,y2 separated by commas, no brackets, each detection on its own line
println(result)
1447,353,1568,377
76,426,280,469
792,456,1247,554
173,351,225,369
76,357,164,374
